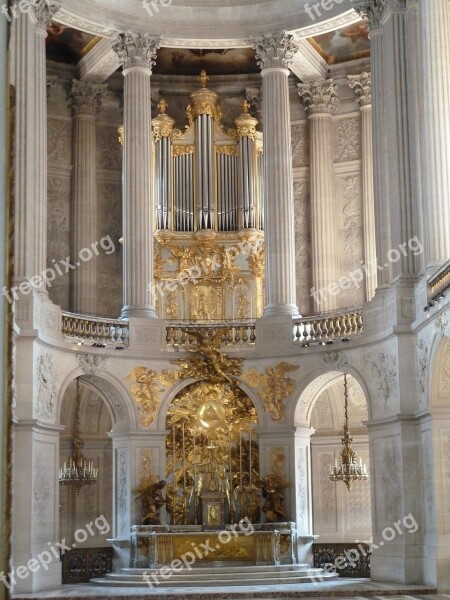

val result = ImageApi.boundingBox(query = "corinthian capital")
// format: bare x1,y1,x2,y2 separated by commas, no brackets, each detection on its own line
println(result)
297,80,340,115
32,0,61,34
348,72,372,107
252,33,299,70
113,32,161,72
352,0,387,31
68,80,108,116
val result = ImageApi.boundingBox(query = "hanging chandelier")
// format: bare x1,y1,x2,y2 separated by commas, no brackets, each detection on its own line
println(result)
329,373,368,491
59,378,98,495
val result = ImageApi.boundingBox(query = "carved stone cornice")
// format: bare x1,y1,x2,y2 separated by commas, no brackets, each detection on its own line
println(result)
297,80,340,115
113,32,161,73
32,0,61,34
352,0,387,32
68,80,107,116
348,72,372,107
252,33,299,71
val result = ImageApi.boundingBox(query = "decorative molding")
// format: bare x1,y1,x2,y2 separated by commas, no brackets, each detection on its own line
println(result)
113,32,161,72
371,353,397,406
295,10,361,39
336,118,361,162
348,72,372,107
416,339,429,406
76,354,105,375
252,33,299,70
322,351,348,368
32,0,61,33
36,352,57,422
68,80,107,116
352,0,386,32
297,80,340,115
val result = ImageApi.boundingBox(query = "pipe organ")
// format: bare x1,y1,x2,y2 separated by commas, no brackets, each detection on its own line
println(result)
151,71,264,233
121,71,265,321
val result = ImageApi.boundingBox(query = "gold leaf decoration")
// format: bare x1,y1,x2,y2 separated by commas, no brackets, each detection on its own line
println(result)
241,362,299,422
126,367,179,427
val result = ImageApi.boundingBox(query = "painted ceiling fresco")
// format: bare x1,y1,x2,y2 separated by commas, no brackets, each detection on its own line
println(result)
310,20,370,64
153,48,259,76
46,24,101,64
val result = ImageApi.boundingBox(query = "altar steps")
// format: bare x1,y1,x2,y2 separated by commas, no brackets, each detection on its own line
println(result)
90,564,338,588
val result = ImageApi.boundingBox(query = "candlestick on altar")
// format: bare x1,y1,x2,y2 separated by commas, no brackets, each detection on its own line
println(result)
193,427,197,524
172,425,176,525
182,420,187,524
249,429,252,492
228,427,234,523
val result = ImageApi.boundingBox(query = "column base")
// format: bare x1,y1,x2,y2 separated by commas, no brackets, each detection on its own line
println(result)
263,303,300,318
120,305,158,319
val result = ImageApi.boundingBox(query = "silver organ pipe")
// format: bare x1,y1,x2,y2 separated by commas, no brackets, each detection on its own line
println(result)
152,99,175,230
235,100,259,231
150,75,263,235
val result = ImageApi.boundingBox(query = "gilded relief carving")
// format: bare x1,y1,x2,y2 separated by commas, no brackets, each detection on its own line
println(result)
241,363,299,422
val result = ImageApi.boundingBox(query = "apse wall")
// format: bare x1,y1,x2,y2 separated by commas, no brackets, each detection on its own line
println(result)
46,58,370,318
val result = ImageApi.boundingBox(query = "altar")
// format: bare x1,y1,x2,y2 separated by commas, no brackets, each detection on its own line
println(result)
130,522,298,568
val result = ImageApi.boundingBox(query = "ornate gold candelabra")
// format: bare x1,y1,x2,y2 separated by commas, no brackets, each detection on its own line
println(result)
329,373,368,490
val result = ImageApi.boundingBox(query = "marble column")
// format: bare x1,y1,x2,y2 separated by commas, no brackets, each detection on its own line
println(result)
353,1,392,288
68,81,107,315
252,34,299,317
11,1,58,293
113,33,160,319
418,0,450,269
348,72,377,302
297,80,339,313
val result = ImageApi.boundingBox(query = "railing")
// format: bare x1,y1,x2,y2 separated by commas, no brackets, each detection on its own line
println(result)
428,259,450,304
293,310,363,345
166,321,256,347
61,312,129,347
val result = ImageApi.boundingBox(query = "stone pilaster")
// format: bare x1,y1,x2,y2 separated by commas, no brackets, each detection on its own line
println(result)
297,80,339,313
113,32,160,319
252,34,299,317
68,80,107,315
11,1,59,292
348,72,377,301
418,0,450,269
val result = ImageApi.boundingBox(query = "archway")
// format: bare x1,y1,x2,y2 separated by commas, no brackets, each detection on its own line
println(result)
423,334,450,590
294,370,372,577
58,377,116,583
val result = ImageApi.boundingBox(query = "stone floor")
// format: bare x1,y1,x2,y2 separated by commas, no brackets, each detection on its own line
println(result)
12,578,439,599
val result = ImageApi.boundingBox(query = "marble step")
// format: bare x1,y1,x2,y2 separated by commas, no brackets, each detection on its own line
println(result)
121,563,311,574
90,566,338,587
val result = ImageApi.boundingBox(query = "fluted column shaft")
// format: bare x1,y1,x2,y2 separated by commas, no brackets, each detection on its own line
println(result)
419,0,450,268
114,33,160,319
12,3,57,291
348,73,377,301
383,3,420,278
298,81,339,313
69,81,106,315
253,34,299,317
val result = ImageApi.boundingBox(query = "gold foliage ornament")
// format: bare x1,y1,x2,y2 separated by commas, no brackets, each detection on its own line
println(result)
241,362,299,422
126,366,179,427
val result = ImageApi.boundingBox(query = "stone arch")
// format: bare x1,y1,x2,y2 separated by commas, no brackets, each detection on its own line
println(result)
290,365,371,427
430,334,450,409
57,368,136,431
